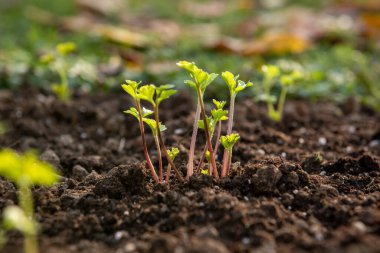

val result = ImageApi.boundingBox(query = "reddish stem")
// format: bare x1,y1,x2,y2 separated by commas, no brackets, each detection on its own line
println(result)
154,106,184,182
187,101,200,178
197,90,219,179
221,95,235,177
135,100,159,183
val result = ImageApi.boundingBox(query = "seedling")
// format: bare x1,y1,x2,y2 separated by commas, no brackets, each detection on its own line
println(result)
122,61,250,183
0,149,59,253
165,147,179,183
220,133,240,175
196,100,228,175
177,61,219,179
122,82,184,183
260,65,302,122
122,81,159,183
40,42,76,101
221,71,252,177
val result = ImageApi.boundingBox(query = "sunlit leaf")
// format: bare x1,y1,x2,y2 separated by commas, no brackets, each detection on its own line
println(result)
167,147,179,161
220,133,240,150
3,206,37,236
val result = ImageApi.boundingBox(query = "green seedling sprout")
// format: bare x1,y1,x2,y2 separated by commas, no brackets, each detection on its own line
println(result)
40,42,76,101
177,61,219,179
0,149,59,253
122,81,159,183
221,71,252,177
165,147,179,183
260,65,302,122
196,100,228,175
220,133,240,175
135,84,184,182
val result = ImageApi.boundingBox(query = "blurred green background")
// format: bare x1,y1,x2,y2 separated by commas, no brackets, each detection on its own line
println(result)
0,0,379,109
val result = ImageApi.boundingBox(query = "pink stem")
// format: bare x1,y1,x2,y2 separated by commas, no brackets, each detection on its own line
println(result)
187,101,200,178
221,95,235,177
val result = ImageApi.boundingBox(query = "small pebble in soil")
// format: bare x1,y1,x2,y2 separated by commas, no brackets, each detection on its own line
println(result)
318,137,327,145
320,170,326,176
257,149,266,155
299,138,305,144
40,149,60,167
72,165,89,181
174,128,185,134
58,134,74,146
369,140,379,147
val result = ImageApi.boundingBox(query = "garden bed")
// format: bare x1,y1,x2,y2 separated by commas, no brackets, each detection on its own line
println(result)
0,89,379,253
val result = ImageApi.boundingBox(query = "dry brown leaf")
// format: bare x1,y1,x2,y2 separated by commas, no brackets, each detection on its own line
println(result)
243,33,310,55
362,13,380,37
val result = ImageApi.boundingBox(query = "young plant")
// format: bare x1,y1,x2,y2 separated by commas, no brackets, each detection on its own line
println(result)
0,149,59,253
260,65,302,122
122,81,159,183
165,147,179,183
196,100,228,174
137,84,184,182
220,133,240,175
221,71,252,177
177,61,219,179
40,42,76,101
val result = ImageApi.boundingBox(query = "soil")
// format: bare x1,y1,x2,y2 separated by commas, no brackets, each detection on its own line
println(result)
0,88,379,253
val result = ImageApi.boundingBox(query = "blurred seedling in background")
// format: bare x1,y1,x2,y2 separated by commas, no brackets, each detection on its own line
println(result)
40,42,76,101
0,149,59,253
259,65,302,122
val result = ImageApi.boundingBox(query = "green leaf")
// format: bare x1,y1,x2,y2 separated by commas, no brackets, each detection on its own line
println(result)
211,108,228,123
142,118,166,134
0,149,59,187
220,133,240,150
235,80,253,93
197,117,212,130
184,80,197,90
121,80,141,99
281,70,303,86
222,71,252,95
262,65,280,80
3,206,37,236
199,72,218,93
56,42,76,56
167,147,179,161
221,71,238,92
124,107,140,121
212,99,226,110
156,85,177,105
176,61,198,73
137,85,156,105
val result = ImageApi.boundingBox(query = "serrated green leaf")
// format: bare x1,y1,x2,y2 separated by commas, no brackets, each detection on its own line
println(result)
176,61,198,73
211,109,228,123
121,80,141,99
124,107,140,121
220,133,240,150
3,206,37,235
156,87,177,105
197,117,212,130
167,147,179,161
235,80,253,93
199,72,218,92
184,80,197,90
137,85,156,105
212,99,226,110
141,107,154,117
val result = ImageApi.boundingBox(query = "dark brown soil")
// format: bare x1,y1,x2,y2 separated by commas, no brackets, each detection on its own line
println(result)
0,89,379,253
